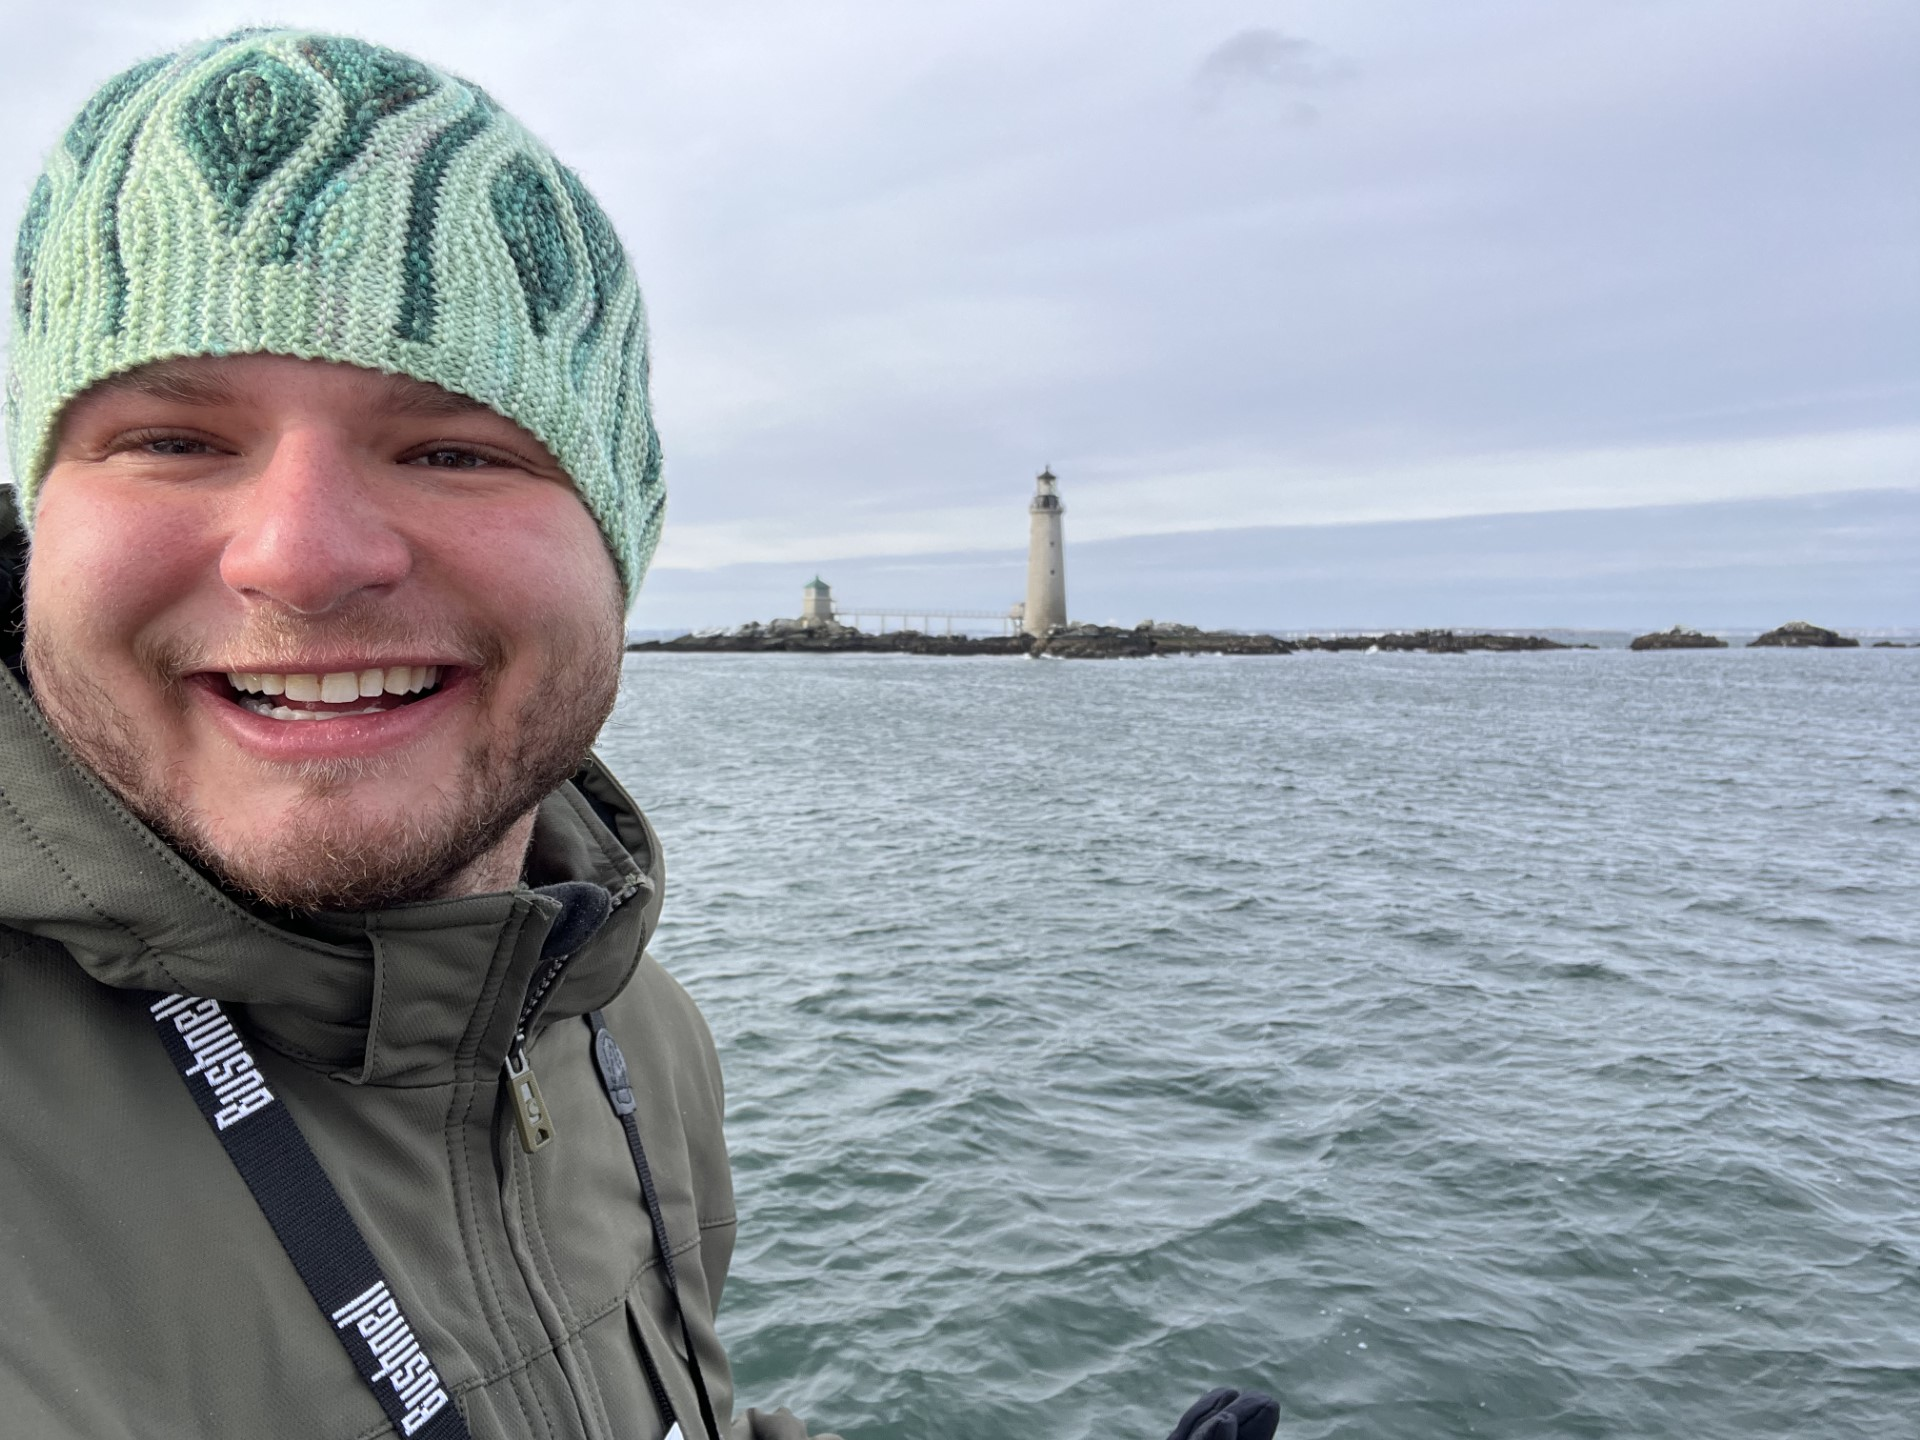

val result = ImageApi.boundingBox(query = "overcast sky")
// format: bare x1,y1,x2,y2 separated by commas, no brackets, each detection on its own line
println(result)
2,0,1913,629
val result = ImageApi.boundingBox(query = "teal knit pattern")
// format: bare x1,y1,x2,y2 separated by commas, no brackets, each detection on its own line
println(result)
7,30,664,598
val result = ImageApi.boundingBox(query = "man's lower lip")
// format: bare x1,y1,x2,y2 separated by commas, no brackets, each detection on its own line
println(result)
190,672,470,759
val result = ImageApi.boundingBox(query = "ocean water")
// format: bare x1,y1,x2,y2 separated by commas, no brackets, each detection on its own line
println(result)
597,649,1920,1440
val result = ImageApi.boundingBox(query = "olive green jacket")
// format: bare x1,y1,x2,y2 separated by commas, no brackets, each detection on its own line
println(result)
0,506,829,1440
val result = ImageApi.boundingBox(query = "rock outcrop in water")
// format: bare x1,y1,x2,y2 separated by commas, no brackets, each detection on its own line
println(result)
1034,622,1292,658
1630,627,1728,651
1030,625,1571,657
1748,621,1859,648
628,618,1027,655
628,619,1583,658
1292,630,1571,653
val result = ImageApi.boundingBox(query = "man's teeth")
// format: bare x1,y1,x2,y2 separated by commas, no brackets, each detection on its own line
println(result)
225,666,444,718
225,666,442,701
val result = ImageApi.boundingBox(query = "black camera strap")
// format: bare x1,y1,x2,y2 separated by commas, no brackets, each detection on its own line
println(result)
588,1009,722,1440
150,990,717,1440
147,991,472,1438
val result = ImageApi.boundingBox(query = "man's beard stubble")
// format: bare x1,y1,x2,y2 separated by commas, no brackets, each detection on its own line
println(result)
23,600,623,912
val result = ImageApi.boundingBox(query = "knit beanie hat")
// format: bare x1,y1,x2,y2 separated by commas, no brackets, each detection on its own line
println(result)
7,29,663,599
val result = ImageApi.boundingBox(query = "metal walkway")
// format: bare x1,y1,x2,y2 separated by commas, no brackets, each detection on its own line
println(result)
831,606,1022,636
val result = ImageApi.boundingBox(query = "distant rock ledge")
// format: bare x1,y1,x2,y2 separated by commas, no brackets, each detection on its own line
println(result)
627,619,1577,659
1748,621,1860,648
1291,630,1577,654
630,620,1027,656
1630,627,1728,651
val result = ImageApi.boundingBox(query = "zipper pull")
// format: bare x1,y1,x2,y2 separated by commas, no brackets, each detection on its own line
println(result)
505,1045,554,1152
592,1018,637,1116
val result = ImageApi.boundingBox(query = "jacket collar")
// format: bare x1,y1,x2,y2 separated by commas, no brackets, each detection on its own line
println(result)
0,500,660,1085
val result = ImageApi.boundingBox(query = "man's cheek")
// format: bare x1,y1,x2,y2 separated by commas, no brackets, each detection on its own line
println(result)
32,495,219,641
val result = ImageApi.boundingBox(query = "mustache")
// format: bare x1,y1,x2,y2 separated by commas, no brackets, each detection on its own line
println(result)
133,598,505,681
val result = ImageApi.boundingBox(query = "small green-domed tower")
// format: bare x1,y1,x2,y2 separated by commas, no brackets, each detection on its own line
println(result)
801,576,834,624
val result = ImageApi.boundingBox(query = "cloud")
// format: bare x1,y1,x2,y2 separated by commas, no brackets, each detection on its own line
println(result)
1191,27,1353,121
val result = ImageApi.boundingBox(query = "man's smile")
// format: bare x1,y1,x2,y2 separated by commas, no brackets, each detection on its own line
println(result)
178,661,480,766
219,665,446,720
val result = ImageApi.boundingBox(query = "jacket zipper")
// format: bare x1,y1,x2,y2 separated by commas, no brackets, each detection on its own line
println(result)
503,946,574,1153
495,906,694,1439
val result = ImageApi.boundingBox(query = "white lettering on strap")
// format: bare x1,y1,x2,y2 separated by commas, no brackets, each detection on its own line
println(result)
332,1281,452,1435
149,994,276,1129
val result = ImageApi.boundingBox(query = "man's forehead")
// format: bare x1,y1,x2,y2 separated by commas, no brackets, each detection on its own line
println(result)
85,356,489,417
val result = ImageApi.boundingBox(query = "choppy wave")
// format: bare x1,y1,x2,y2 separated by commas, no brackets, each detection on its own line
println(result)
600,649,1920,1439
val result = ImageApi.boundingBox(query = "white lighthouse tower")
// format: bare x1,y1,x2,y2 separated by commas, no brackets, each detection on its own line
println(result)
1023,466,1067,638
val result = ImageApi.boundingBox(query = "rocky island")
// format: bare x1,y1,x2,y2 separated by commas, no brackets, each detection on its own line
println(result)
1748,621,1859,648
1291,630,1575,654
629,618,1026,656
1630,626,1728,650
628,619,1577,659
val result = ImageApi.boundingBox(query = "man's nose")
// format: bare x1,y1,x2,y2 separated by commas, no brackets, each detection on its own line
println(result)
218,432,412,613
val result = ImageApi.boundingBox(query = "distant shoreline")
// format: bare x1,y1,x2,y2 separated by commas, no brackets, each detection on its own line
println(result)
627,619,1912,658
628,623,1582,659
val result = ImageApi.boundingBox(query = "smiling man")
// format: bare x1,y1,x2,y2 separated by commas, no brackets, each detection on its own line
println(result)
0,29,1275,1440
0,30,834,1440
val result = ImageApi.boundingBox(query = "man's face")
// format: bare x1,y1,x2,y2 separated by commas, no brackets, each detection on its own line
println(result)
23,354,626,910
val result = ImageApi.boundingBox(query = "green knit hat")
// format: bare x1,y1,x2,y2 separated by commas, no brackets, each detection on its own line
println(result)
7,30,663,599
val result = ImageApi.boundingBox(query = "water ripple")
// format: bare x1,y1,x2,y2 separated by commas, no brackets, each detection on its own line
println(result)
600,649,1920,1439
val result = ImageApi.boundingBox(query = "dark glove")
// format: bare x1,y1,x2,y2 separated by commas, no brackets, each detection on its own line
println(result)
1165,1387,1280,1440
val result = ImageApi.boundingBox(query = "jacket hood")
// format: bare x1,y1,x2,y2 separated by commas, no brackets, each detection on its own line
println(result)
0,492,663,1084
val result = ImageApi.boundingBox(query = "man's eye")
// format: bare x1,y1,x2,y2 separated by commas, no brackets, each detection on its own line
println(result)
140,436,214,456
412,448,491,469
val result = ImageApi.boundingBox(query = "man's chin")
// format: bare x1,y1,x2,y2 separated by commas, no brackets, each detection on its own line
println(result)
225,753,433,803
159,791,526,912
